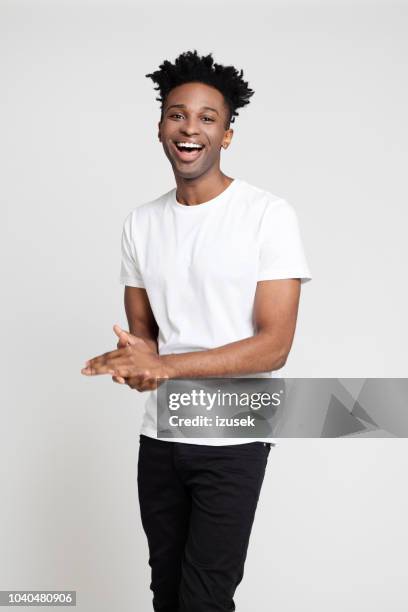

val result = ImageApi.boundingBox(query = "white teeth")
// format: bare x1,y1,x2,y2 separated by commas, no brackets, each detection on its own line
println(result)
176,142,203,149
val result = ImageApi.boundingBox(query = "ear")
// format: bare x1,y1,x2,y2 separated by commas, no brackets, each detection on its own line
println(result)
158,121,162,142
222,128,234,149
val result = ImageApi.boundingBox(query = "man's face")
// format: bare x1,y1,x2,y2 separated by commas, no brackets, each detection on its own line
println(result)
158,81,234,179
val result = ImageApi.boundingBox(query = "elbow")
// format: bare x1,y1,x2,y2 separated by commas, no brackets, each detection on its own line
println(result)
258,331,291,371
264,343,289,371
273,351,288,371
260,349,288,372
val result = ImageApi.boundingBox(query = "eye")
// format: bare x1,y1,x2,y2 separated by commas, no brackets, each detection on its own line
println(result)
170,113,184,119
202,116,215,122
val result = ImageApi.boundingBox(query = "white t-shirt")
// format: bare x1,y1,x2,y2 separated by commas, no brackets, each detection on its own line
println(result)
119,178,312,446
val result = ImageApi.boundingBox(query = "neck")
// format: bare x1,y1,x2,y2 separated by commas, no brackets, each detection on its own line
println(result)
174,169,234,206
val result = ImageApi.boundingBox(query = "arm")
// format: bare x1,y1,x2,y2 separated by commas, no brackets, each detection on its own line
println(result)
124,286,159,354
161,278,301,378
83,279,301,386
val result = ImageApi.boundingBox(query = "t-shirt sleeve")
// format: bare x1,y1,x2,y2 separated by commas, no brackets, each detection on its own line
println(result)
257,198,312,284
119,210,145,288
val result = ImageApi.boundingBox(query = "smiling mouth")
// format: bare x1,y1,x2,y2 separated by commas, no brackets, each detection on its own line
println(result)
171,141,205,162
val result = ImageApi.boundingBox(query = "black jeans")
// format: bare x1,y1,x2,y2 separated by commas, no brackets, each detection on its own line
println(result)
137,434,271,612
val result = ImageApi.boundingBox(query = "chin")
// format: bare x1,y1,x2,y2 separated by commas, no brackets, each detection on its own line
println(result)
172,162,203,177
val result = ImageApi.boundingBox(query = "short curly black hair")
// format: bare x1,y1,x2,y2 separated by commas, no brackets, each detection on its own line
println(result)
145,50,254,129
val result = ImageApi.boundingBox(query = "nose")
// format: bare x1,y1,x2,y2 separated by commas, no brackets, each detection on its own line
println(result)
180,116,200,136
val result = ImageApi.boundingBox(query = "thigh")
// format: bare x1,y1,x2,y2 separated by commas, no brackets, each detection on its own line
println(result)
137,435,191,554
138,436,193,611
181,442,270,564
177,442,271,611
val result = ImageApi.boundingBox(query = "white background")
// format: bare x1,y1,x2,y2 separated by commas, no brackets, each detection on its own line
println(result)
1,1,408,610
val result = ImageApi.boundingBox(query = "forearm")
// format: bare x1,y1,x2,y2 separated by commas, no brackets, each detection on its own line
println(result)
160,332,287,379
124,286,159,355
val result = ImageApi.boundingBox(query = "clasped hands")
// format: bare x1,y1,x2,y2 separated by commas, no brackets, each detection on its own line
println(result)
81,324,171,391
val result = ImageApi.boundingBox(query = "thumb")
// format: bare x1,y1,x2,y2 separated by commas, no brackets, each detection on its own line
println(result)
113,324,137,347
113,324,127,339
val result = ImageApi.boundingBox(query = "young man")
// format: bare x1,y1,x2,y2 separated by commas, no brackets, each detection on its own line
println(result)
82,50,312,612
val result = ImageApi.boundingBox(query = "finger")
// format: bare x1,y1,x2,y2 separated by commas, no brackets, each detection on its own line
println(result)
113,325,134,349
82,359,123,376
112,375,126,384
113,324,135,345
127,373,157,392
125,373,147,390
113,324,144,348
87,365,128,377
82,347,127,373
138,379,158,392
113,324,126,338
84,358,145,377
117,335,129,349
90,347,126,363
82,365,114,376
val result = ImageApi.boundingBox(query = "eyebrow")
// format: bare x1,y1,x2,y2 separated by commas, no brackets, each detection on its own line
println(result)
165,104,219,116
